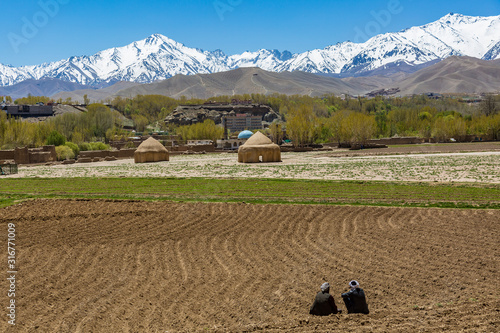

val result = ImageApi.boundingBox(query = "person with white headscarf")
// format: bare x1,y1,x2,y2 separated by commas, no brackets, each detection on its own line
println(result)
309,282,341,316
341,280,369,314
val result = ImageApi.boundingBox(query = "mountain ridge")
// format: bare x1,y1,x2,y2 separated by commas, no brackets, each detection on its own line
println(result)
1,13,499,89
50,57,500,103
52,67,368,101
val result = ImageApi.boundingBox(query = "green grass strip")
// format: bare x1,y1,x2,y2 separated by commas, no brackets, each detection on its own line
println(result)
0,178,499,209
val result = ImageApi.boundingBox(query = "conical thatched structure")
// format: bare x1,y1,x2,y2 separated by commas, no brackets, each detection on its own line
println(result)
134,137,169,163
238,131,281,163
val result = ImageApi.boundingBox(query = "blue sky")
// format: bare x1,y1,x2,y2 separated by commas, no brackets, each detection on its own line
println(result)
1,0,499,67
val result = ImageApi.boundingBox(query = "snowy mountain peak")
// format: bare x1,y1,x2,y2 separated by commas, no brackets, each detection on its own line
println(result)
0,14,499,87
144,34,184,48
441,12,464,20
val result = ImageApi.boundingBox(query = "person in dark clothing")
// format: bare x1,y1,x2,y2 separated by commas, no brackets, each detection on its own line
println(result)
341,280,369,314
309,282,341,316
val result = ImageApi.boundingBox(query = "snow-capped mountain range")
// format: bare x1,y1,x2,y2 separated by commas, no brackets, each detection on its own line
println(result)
0,13,499,87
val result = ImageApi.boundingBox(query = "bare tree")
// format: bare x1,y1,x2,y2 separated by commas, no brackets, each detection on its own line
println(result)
479,94,498,116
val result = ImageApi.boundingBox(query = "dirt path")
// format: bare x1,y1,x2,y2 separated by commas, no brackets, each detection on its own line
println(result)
1,200,498,332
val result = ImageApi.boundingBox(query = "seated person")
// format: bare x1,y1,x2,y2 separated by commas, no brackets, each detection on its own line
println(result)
309,282,341,316
341,280,369,314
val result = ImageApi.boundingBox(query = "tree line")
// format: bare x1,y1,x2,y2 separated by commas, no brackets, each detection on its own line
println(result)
0,103,120,150
1,93,499,150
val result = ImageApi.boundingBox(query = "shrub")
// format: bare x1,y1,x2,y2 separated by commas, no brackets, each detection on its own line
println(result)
46,131,66,146
64,142,80,157
89,142,110,151
78,142,91,151
77,142,110,151
55,145,75,161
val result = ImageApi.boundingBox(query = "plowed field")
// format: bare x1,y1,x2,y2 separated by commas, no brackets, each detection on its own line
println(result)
1,200,498,332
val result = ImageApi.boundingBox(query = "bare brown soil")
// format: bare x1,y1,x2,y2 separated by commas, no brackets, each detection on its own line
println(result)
1,200,498,332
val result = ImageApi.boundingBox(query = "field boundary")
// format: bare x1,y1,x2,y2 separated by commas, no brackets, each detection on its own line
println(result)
1,178,499,209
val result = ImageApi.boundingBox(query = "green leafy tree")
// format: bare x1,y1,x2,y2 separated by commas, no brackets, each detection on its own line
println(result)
132,114,149,132
375,110,389,138
15,95,51,105
343,112,377,144
489,113,500,140
177,119,223,142
286,104,319,147
328,110,348,146
86,104,115,140
46,130,66,146
269,121,283,144
0,111,7,147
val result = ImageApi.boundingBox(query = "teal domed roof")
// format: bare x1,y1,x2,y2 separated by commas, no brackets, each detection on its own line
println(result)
238,130,254,139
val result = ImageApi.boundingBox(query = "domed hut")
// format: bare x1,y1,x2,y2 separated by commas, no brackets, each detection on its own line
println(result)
238,131,281,163
134,137,169,163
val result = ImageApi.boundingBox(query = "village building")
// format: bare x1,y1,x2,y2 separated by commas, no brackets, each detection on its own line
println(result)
2,104,54,118
187,139,213,146
164,101,280,130
216,130,254,150
216,139,245,150
223,113,262,132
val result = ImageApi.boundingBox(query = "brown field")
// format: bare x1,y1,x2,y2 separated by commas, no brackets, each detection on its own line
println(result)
1,199,498,332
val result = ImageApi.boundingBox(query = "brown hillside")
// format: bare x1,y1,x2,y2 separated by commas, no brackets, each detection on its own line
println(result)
51,81,141,103
397,56,500,95
114,67,368,99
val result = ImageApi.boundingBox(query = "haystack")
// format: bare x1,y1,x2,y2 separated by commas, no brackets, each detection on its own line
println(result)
134,137,169,163
238,131,281,163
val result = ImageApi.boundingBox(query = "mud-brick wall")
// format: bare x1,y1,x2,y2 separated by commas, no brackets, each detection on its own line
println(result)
0,150,15,161
29,152,53,164
368,137,425,145
1,145,56,164
79,149,136,159
27,145,56,164
14,147,30,164
79,150,109,159
171,144,215,152
113,149,136,158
